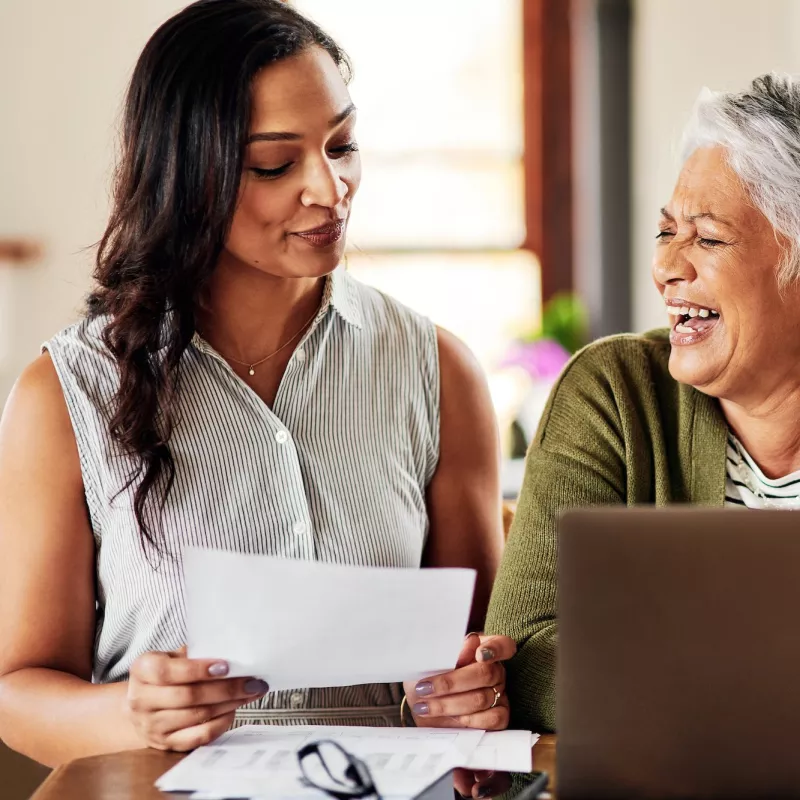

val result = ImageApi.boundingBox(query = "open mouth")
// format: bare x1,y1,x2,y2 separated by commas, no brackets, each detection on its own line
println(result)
665,299,720,342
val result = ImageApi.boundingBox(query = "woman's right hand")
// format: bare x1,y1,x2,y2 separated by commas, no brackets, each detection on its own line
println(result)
126,648,269,751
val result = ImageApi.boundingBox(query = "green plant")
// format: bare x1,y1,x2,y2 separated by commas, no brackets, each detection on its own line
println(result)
524,292,588,354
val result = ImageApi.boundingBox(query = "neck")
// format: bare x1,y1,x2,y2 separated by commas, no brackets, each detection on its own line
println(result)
720,386,800,478
197,259,326,365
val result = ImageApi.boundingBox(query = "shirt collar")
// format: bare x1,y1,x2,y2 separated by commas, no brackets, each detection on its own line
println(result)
326,265,363,330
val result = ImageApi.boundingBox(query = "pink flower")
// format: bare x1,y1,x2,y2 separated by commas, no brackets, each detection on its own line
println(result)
501,338,571,380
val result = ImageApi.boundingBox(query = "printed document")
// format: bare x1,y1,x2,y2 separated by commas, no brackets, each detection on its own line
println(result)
156,725,485,798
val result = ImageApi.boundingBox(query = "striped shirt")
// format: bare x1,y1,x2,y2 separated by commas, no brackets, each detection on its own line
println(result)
725,433,800,509
44,267,440,725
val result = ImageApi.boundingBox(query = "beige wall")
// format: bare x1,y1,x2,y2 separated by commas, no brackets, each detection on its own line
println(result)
0,1,185,403
631,0,800,332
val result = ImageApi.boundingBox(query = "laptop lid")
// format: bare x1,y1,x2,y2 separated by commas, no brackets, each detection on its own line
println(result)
557,508,800,799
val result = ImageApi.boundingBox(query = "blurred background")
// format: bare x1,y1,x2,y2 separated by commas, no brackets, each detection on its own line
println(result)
1,0,800,791
4,0,800,487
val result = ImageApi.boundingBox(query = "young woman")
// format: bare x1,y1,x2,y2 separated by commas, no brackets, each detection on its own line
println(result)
0,0,512,768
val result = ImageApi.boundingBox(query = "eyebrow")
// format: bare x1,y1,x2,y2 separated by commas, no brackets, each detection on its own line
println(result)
247,103,357,144
659,207,734,225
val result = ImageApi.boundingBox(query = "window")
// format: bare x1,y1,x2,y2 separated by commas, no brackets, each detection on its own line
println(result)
294,0,541,451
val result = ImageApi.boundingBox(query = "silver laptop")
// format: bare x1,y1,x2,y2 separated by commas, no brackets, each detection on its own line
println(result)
557,508,800,798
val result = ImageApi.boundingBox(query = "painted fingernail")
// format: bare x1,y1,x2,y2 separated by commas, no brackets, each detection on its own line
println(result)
245,678,269,695
415,681,434,696
208,661,229,677
412,702,430,716
479,647,496,662
476,787,492,798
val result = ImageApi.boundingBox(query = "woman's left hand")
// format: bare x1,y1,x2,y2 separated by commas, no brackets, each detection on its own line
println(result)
403,633,516,729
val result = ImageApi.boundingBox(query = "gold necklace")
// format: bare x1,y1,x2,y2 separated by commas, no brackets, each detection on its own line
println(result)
217,308,318,376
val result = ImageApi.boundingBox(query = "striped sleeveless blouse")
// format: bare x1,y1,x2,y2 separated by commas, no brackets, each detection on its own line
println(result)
44,267,440,726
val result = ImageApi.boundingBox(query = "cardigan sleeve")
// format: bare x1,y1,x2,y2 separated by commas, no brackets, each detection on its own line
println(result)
484,340,632,732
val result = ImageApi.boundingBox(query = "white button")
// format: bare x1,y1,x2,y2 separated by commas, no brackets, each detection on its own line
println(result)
293,521,308,536
294,349,306,363
290,692,305,709
275,430,289,445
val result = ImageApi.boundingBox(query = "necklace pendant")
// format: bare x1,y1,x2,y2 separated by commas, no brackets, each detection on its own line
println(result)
248,367,255,376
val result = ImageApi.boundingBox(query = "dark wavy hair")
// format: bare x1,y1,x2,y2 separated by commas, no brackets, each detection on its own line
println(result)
87,0,350,556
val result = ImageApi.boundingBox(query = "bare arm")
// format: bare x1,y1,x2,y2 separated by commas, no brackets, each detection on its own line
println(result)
422,327,503,633
405,329,511,730
0,354,141,766
0,356,270,766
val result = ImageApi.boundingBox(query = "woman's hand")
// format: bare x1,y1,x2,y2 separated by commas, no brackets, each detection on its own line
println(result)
404,633,516,730
126,648,269,751
453,768,512,799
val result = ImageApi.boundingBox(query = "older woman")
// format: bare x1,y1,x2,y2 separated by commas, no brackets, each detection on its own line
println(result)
485,73,800,732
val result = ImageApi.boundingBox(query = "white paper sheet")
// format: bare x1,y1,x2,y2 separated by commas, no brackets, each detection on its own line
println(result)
157,724,485,799
465,730,535,772
183,549,476,691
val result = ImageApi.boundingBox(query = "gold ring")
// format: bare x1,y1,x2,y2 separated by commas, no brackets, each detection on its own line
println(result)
489,685,502,709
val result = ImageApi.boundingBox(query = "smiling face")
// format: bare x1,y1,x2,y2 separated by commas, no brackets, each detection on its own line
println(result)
652,145,800,403
220,46,361,280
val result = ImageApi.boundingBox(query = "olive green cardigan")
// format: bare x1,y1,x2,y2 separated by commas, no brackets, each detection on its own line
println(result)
484,330,729,732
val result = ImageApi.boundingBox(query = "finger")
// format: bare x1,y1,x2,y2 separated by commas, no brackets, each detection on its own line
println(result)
411,662,504,700
151,697,254,736
129,676,269,712
412,685,506,720
475,635,517,663
410,698,510,732
131,650,233,686
453,768,476,798
456,633,482,668
159,708,237,752
447,697,511,732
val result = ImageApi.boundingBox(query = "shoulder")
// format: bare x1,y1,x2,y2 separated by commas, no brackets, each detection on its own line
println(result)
341,273,440,393
343,272,434,340
46,313,112,358
432,328,498,477
436,327,487,397
551,328,673,399
43,314,119,404
536,329,677,447
7,352,64,405
0,353,80,475
561,328,672,382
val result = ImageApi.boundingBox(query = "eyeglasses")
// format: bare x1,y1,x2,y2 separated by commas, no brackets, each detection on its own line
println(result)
297,739,382,800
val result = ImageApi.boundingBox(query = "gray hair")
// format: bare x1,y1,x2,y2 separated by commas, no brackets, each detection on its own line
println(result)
681,73,800,286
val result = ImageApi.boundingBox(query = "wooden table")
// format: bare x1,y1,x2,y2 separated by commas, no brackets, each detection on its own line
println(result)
31,735,557,800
